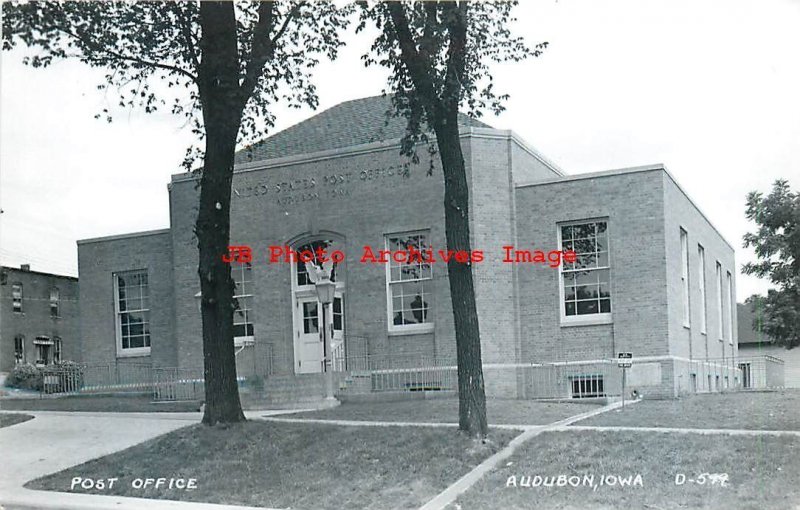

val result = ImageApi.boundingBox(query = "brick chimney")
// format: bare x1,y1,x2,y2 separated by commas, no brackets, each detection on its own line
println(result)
20,264,30,272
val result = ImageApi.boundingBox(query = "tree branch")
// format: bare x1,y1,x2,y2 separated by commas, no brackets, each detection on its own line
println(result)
174,3,200,74
385,2,440,115
442,1,468,111
58,25,197,81
239,1,303,107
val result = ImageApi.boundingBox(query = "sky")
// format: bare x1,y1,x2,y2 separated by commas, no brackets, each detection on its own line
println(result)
1,0,799,302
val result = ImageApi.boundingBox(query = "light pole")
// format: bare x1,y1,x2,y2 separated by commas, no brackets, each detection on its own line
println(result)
308,260,337,403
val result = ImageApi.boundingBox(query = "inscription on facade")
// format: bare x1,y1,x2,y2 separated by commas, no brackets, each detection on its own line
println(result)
232,164,410,206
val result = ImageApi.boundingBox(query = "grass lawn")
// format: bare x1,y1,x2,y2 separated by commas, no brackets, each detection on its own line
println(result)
452,429,800,510
0,395,199,413
287,398,600,425
28,420,518,509
575,390,800,431
0,412,34,428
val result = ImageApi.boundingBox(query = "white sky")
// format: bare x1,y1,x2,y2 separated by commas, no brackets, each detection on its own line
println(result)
1,0,798,302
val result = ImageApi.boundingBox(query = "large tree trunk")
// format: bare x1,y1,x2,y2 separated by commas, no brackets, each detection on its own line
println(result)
434,110,488,438
196,2,246,426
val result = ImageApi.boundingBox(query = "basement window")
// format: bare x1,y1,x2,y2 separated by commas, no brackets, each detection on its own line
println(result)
570,375,605,398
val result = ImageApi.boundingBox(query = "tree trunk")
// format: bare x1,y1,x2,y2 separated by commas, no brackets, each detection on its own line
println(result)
434,110,488,438
196,2,246,426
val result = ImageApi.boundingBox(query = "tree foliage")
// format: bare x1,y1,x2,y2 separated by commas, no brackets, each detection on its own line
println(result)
357,0,545,437
3,1,350,424
743,180,800,348
357,0,545,161
3,1,349,169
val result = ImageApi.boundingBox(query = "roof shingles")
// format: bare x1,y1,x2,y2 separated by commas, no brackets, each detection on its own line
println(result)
234,95,491,165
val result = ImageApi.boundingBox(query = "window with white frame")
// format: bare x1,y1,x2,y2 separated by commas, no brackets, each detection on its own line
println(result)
232,262,255,343
53,336,62,363
698,245,707,334
559,220,611,322
386,231,433,332
680,228,690,327
14,335,25,364
50,287,60,318
716,262,723,341
12,283,22,312
726,271,734,345
113,270,151,355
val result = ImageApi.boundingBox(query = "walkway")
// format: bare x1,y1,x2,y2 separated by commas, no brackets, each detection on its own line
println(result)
0,409,298,510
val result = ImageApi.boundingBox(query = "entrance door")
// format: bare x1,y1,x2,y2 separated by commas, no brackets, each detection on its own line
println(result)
296,297,323,374
295,294,345,374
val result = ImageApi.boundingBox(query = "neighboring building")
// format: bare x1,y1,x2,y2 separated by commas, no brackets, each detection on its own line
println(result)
0,264,79,372
76,95,739,399
737,301,795,388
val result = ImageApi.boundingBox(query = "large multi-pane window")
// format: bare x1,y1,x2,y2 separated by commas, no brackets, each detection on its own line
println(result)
50,288,60,318
386,231,433,332
680,228,690,327
11,283,22,312
715,262,724,341
14,335,25,364
114,270,151,355
232,262,255,343
698,245,707,334
559,220,611,322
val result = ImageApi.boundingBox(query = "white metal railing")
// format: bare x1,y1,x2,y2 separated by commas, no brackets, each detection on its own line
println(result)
41,362,153,394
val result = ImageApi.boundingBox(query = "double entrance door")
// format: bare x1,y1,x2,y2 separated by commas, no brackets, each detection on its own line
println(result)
295,293,344,374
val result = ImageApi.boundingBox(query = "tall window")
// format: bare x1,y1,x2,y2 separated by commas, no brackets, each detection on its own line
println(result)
114,270,151,355
697,245,707,334
14,335,25,364
716,262,723,341
232,262,255,344
11,283,22,312
50,288,60,318
559,220,611,322
53,336,62,363
680,228,690,327
726,271,734,345
386,231,433,332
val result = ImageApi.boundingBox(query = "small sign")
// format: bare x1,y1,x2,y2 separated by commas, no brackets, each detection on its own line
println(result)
618,352,633,368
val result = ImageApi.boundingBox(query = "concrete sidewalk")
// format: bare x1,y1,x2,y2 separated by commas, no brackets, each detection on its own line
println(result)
0,409,297,510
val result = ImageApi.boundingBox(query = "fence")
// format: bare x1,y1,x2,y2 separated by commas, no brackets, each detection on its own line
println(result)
518,360,621,399
330,354,621,398
42,362,153,395
152,367,205,401
736,355,785,389
36,351,780,403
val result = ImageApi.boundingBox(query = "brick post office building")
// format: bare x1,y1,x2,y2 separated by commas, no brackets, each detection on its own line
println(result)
77,95,740,399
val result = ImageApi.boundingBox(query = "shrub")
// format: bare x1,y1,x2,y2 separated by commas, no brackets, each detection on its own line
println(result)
6,363,43,391
52,360,85,392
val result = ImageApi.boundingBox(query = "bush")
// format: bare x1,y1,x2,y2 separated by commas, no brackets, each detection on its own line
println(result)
6,363,43,391
52,360,85,391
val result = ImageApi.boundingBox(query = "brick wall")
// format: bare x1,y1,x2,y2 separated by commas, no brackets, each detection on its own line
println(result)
661,172,738,364
0,266,79,372
514,168,670,365
77,230,176,367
